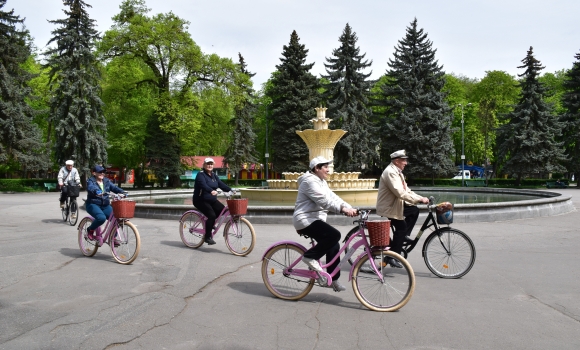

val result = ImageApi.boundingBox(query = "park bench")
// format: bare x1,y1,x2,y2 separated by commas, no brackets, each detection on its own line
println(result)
261,181,269,188
44,183,57,192
132,181,155,189
546,181,568,188
465,180,486,187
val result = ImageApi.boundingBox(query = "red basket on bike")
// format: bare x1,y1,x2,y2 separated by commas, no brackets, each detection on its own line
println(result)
366,220,391,247
112,200,136,219
227,198,248,216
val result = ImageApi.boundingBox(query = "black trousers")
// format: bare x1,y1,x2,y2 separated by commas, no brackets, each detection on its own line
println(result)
298,220,341,281
193,199,225,238
388,205,420,255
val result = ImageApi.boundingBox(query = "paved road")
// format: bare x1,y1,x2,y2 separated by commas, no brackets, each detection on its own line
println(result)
1,189,579,349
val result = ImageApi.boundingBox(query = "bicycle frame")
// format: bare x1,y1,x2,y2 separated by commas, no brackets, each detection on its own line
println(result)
261,211,388,286
180,205,237,238
85,209,129,247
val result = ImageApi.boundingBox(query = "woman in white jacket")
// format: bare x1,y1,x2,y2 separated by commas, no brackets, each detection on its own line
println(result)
293,156,358,292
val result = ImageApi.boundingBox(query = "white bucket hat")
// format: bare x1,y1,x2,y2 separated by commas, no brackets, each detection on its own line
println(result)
309,156,332,169
65,160,74,165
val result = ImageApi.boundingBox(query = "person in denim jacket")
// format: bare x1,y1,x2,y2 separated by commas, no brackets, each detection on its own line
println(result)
85,165,125,239
192,157,231,245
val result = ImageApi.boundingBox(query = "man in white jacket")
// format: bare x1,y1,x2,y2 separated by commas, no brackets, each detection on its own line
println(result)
293,156,357,292
57,160,82,208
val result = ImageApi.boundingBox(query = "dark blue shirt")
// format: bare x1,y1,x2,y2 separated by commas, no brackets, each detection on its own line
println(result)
192,170,231,203
86,176,125,207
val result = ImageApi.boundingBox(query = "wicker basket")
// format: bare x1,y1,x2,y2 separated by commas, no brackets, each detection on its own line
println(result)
366,220,391,247
227,198,248,216
112,200,136,219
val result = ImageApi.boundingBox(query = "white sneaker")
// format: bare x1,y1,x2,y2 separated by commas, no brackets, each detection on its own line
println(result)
331,280,346,292
302,257,323,272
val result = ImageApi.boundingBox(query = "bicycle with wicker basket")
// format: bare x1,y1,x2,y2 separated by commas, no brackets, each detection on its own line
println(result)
261,210,415,312
77,193,141,264
179,190,256,256
345,196,476,279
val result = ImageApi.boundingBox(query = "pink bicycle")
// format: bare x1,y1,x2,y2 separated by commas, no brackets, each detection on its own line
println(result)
179,191,256,256
261,210,416,312
77,193,141,264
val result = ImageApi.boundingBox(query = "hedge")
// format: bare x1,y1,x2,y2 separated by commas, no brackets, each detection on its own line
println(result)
0,179,52,192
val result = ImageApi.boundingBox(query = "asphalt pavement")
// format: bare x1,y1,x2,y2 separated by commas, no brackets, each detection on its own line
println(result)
0,189,579,349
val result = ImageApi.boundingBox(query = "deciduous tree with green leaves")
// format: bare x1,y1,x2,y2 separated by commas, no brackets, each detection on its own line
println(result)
561,51,580,184
0,0,47,174
266,30,320,173
224,53,258,186
497,47,566,185
377,18,455,182
44,0,107,175
321,23,376,173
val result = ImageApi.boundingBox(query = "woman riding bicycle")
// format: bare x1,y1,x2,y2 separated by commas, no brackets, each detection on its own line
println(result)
294,156,357,292
192,157,232,245
85,165,126,240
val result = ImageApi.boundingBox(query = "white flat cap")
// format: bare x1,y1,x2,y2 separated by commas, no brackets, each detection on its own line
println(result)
309,156,333,169
390,150,408,159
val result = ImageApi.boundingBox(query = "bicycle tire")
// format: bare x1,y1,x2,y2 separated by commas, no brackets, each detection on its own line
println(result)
352,250,415,312
179,212,205,248
78,217,98,257
111,221,141,265
68,200,78,226
224,217,256,256
262,244,314,301
423,228,476,279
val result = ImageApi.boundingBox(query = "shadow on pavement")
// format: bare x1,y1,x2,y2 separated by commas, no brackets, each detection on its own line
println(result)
159,240,234,255
59,247,117,263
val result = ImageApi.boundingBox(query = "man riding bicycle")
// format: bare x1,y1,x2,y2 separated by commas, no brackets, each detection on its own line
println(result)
376,150,429,268
58,160,82,208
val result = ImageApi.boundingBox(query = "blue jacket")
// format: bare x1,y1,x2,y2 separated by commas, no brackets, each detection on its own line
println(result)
192,170,231,203
86,176,125,207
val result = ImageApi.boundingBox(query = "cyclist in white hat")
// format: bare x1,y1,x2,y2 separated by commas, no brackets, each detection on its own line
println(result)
57,160,81,208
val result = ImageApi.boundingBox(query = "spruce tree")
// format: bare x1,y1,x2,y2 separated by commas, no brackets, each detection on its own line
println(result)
321,23,376,173
0,1,46,172
267,30,320,173
224,53,258,185
378,19,455,180
561,51,580,185
44,0,107,173
497,47,566,185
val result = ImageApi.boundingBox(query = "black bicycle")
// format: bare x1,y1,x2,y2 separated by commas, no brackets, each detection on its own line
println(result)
345,196,476,279
61,184,80,226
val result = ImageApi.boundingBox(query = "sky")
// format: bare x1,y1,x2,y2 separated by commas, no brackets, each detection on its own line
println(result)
6,0,580,88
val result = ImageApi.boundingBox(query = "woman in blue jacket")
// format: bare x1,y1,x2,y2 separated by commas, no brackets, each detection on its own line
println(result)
86,165,125,239
192,158,231,245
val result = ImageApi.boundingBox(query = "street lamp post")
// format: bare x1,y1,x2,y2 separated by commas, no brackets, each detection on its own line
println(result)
265,105,270,181
459,103,471,187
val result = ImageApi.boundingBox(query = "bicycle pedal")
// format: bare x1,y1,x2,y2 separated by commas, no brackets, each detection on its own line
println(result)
315,272,327,287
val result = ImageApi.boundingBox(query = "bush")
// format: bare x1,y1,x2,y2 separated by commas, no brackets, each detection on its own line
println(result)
0,179,47,192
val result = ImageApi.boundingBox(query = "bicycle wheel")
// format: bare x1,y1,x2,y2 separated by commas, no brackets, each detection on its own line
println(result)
68,200,78,226
179,212,205,248
262,244,314,301
78,217,98,257
111,220,141,265
224,217,256,256
61,199,68,222
352,250,415,312
423,228,476,279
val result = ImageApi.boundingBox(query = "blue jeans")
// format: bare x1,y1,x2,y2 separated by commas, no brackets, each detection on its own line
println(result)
86,203,113,231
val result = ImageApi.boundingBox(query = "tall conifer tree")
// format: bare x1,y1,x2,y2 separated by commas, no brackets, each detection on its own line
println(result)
561,51,580,185
224,53,258,185
44,0,107,173
378,19,454,180
0,1,46,171
267,30,320,173
497,47,566,185
322,23,376,172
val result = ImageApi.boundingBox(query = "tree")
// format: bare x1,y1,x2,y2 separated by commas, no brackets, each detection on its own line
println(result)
267,30,320,173
377,18,455,181
497,47,566,185
224,53,258,185
44,0,107,174
561,51,580,184
0,0,47,174
99,0,242,186
321,23,376,173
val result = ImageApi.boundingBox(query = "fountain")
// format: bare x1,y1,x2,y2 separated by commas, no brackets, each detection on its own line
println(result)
126,110,575,224
242,107,377,204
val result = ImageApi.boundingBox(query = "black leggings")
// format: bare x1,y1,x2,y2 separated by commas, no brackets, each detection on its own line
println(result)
298,220,342,281
388,205,420,254
193,199,225,238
